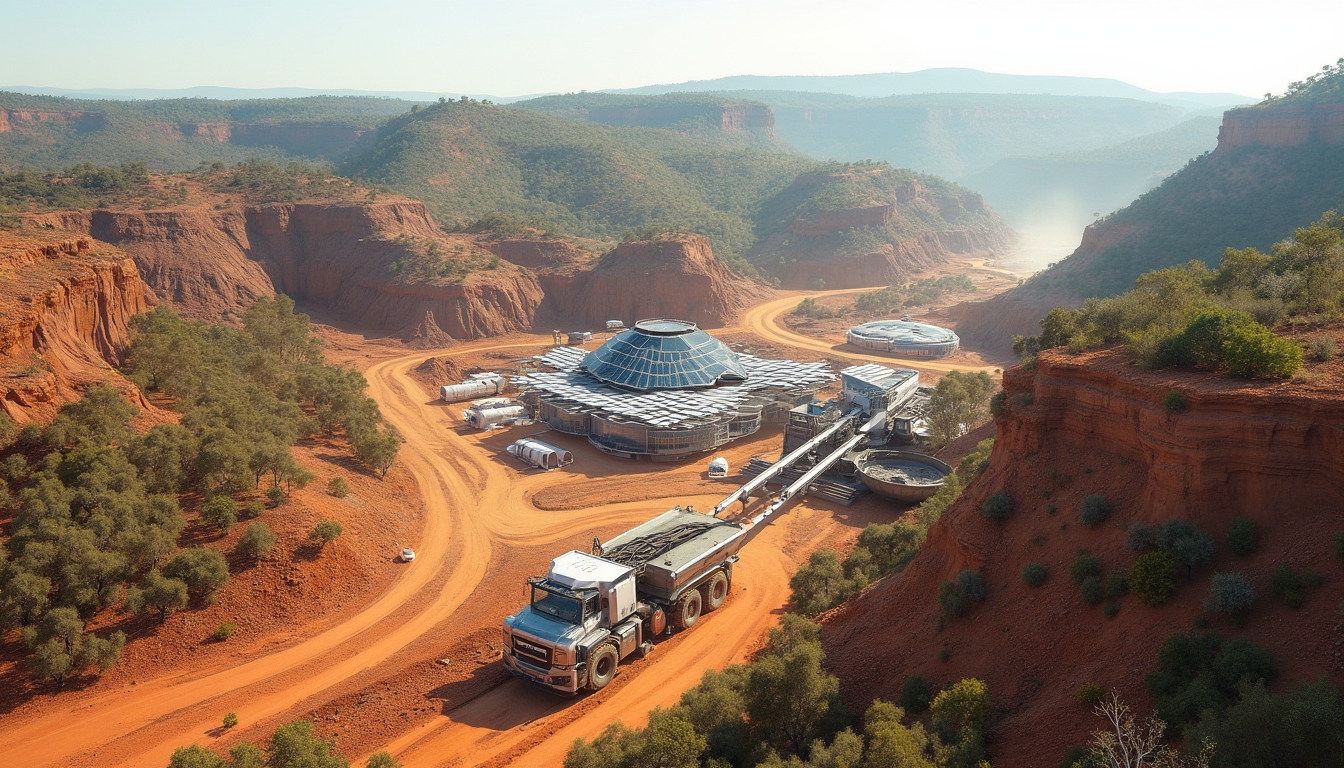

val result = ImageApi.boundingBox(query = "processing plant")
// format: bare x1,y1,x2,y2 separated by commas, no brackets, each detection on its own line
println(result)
847,318,960,358
515,319,832,459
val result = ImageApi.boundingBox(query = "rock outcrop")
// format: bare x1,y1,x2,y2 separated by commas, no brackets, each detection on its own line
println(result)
33,200,545,340
1217,102,1344,150
540,235,773,329
0,231,151,423
583,103,774,132
822,346,1344,764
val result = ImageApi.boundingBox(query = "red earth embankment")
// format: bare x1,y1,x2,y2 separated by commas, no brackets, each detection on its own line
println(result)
822,343,1344,764
0,230,151,423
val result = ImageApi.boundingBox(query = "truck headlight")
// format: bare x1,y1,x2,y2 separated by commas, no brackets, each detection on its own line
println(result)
553,647,572,666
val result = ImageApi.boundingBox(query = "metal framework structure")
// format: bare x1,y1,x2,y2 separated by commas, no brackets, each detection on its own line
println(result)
516,323,833,459
847,318,960,358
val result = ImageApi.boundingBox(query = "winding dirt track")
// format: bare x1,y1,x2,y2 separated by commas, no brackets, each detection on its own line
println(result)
0,290,999,767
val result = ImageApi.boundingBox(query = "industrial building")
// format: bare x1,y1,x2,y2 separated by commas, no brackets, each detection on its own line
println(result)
515,319,832,459
847,318,960,358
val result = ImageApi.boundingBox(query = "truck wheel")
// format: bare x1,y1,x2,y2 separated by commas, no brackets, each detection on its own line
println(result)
588,644,619,690
673,589,702,629
701,570,730,612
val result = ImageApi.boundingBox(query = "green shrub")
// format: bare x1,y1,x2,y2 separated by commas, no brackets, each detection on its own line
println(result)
1079,495,1109,527
312,519,343,548
900,674,931,713
980,491,1014,519
1103,600,1120,618
989,390,1007,417
266,485,286,506
1144,631,1274,735
1227,516,1257,555
1076,682,1103,707
1222,323,1303,378
1130,551,1178,606
327,477,349,498
939,570,986,618
1309,337,1337,361
1164,390,1187,411
1071,552,1101,585
789,550,863,616
223,711,238,729
1104,573,1128,599
1204,572,1257,618
1023,562,1048,587
1080,575,1104,605
236,522,277,560
215,620,237,641
242,500,264,520
199,496,237,533
1269,564,1322,608
163,548,230,596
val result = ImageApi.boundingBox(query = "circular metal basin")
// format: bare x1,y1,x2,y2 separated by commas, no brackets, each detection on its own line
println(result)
854,450,952,503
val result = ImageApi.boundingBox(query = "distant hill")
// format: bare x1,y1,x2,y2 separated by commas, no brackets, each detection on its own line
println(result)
612,67,1252,110
340,99,818,268
963,115,1222,244
952,64,1344,354
0,92,414,170
0,85,537,103
511,92,787,151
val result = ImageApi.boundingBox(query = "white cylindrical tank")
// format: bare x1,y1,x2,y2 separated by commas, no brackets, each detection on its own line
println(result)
708,457,729,478
440,376,504,403
463,404,528,430
507,438,575,470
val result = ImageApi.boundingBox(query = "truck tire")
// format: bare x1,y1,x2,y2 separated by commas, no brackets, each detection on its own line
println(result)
588,643,619,690
701,570,730,612
673,589,702,629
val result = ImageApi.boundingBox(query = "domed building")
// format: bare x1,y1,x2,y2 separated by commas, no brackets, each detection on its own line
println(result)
847,318,960,358
517,319,832,459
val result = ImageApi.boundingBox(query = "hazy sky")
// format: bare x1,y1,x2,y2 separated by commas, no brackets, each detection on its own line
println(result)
4,0,1341,97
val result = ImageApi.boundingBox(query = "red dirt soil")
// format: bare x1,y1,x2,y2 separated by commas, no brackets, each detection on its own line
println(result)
822,340,1344,765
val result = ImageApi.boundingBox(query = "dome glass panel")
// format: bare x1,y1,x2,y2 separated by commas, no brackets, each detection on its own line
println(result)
581,319,749,391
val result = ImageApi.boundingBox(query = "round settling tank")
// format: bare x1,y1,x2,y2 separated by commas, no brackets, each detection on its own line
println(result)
847,318,960,358
854,450,952,503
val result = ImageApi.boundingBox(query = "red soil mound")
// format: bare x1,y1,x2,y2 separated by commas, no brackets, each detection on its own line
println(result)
540,234,773,329
0,229,151,423
822,342,1344,764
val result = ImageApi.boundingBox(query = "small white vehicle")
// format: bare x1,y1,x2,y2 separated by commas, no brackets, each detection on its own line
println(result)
400,548,416,563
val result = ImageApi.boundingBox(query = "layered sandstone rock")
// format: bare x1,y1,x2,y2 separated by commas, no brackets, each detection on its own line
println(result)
0,232,151,423
541,235,773,329
1217,102,1344,150
35,200,544,340
822,346,1344,763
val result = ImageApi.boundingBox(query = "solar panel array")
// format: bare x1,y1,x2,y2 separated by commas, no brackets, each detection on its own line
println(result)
518,349,833,430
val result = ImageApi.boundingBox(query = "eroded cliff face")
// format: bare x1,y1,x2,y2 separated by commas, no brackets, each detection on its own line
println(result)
822,346,1344,765
0,231,151,423
1218,103,1344,150
584,103,775,132
752,174,1014,290
33,200,545,339
539,235,773,329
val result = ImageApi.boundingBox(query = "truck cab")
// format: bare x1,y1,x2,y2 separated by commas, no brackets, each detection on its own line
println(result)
503,508,745,695
503,551,639,694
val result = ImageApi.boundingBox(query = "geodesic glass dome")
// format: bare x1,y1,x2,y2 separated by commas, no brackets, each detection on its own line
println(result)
581,319,748,392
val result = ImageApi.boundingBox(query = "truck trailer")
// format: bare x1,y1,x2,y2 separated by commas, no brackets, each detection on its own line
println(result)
502,507,744,694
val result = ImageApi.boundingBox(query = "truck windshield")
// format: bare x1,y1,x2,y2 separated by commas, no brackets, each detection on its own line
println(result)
531,584,584,624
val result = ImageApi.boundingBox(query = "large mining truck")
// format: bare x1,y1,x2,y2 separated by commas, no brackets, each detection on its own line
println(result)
502,507,745,694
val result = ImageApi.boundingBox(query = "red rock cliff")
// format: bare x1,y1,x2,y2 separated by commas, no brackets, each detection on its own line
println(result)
33,201,544,339
822,346,1344,765
1217,103,1344,150
0,231,151,423
540,235,772,329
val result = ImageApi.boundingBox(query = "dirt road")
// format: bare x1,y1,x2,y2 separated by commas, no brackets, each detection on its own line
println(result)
0,292,975,767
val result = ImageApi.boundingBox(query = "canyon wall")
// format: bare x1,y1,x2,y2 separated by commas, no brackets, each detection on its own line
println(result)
584,103,775,132
33,201,545,339
1217,102,1344,150
822,347,1344,764
0,232,151,423
537,235,773,329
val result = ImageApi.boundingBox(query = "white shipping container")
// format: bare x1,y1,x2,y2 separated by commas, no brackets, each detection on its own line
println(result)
506,438,575,470
440,375,504,403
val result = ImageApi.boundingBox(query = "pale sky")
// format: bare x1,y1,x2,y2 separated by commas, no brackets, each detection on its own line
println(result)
3,0,1341,98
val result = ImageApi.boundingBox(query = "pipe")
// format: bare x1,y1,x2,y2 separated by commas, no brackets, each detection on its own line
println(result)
711,407,862,516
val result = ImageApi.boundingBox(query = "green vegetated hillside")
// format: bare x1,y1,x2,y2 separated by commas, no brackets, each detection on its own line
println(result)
511,92,788,151
0,91,414,171
963,115,1222,234
341,99,818,265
